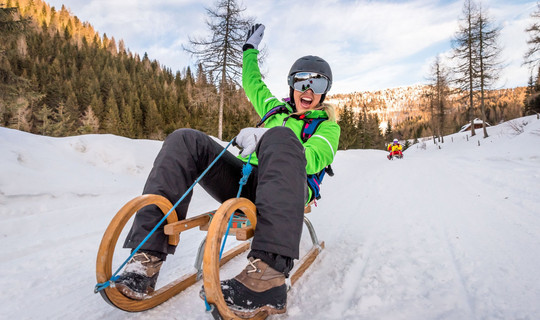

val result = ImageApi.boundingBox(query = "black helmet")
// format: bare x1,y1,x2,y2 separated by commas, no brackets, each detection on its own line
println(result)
287,55,333,93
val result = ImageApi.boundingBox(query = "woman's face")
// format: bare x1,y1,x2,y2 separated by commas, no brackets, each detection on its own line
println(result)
294,89,322,113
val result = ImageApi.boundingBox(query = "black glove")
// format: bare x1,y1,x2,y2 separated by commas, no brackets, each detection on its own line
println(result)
243,23,265,51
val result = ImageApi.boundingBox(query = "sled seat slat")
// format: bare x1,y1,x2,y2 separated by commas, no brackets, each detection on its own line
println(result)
164,213,211,235
199,209,252,234
235,226,254,241
199,224,248,236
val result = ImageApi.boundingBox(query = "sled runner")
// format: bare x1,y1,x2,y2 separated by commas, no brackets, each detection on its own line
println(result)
95,194,324,318
387,153,403,160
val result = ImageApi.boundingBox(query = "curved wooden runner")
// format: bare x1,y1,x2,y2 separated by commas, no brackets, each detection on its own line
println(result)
202,197,265,319
95,194,250,312
202,198,325,319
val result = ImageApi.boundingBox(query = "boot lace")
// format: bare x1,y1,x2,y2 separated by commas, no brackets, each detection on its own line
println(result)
247,259,261,274
132,252,152,265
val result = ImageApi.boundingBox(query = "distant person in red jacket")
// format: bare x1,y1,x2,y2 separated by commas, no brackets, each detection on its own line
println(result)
387,139,403,160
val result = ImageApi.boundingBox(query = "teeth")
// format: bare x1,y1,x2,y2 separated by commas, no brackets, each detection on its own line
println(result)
302,97,312,102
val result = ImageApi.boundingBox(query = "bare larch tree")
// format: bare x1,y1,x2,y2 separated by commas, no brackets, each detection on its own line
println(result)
523,3,540,116
476,3,502,138
452,0,480,137
184,0,253,140
427,55,451,143
452,0,502,138
524,3,540,69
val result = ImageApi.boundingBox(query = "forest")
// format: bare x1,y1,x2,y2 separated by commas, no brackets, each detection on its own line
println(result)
0,0,257,141
2,0,540,151
331,85,527,150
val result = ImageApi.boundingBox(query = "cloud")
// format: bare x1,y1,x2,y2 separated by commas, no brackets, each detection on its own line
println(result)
244,0,464,94
43,0,538,95
47,0,212,67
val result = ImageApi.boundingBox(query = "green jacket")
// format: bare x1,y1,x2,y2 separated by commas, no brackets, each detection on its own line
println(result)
240,49,340,176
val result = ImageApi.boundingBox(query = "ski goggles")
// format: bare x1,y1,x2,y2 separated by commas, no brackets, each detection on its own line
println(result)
289,72,331,95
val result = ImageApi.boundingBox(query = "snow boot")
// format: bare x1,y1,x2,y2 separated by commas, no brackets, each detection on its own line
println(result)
114,251,163,300
219,257,287,318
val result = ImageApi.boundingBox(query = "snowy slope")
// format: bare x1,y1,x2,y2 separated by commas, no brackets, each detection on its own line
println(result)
1,116,539,320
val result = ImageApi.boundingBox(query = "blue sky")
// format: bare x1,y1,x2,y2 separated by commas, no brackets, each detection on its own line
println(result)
44,0,538,96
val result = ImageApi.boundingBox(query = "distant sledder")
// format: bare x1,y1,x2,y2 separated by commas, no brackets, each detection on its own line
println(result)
387,139,403,160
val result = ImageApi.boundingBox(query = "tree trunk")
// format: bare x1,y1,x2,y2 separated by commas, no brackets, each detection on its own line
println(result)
218,77,225,140
468,2,476,137
218,0,232,141
469,94,475,137
481,92,488,138
478,10,489,139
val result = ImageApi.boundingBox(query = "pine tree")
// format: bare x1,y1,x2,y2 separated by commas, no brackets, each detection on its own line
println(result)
356,108,370,149
1,5,31,126
36,104,53,135
89,93,104,126
12,100,32,131
144,99,163,139
79,105,99,134
337,105,357,150
403,140,411,151
104,89,121,134
384,119,393,142
367,114,384,149
50,103,73,136
120,100,136,137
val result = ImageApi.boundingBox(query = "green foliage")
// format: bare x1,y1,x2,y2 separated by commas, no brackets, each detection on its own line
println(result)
403,140,411,151
336,105,385,150
384,119,393,141
337,105,357,150
0,0,256,140
524,72,540,115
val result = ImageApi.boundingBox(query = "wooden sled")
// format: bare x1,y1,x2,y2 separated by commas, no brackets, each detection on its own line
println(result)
96,194,324,318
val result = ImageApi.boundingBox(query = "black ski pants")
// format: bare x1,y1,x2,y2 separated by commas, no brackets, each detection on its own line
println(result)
124,127,307,271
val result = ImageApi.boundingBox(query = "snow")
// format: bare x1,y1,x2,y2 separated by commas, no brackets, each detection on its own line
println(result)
1,115,540,320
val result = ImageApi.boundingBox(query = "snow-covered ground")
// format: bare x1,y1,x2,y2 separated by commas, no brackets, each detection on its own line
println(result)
1,116,539,320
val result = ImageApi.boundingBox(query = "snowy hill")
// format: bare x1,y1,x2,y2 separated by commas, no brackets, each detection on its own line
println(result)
1,116,540,320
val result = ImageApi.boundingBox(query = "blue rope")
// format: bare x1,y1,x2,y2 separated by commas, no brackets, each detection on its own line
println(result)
220,153,252,259
95,138,237,293
236,155,253,198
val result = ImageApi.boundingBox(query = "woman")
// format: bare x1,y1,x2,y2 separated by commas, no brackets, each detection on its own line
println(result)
115,23,340,317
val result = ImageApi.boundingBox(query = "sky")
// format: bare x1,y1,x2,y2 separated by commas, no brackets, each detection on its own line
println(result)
42,0,538,96
2,114,540,319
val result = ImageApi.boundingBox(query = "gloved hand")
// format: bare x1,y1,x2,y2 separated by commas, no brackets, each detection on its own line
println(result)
244,23,265,51
234,127,269,157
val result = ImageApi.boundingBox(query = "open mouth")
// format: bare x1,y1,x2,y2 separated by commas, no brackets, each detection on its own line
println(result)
300,97,312,108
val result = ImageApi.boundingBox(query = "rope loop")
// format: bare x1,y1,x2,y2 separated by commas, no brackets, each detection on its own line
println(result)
236,153,253,198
